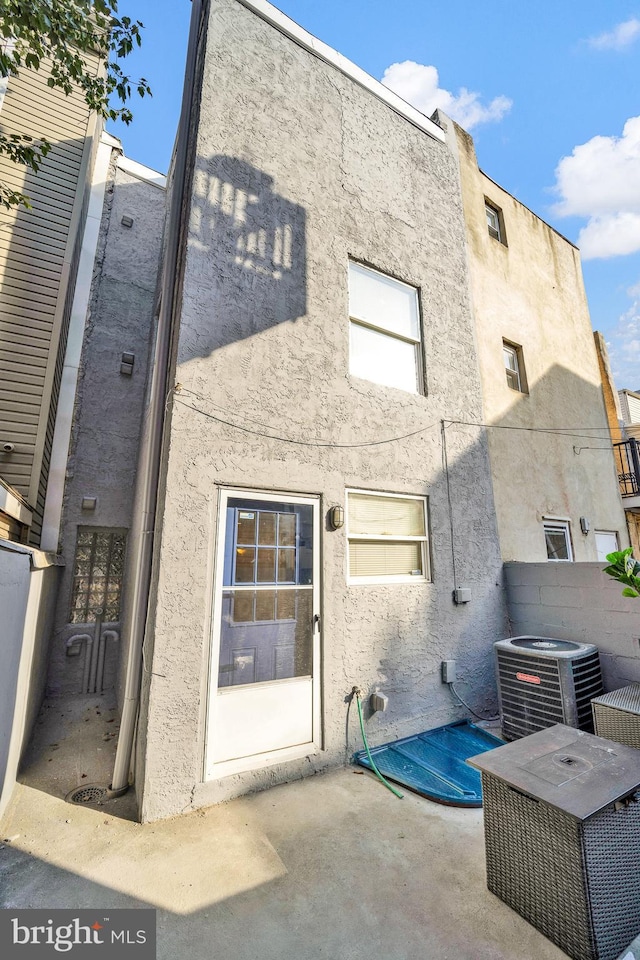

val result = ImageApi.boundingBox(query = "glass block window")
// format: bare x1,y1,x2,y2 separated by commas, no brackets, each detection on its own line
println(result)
69,528,127,623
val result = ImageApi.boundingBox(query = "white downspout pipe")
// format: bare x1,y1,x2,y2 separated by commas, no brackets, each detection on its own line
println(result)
109,0,204,797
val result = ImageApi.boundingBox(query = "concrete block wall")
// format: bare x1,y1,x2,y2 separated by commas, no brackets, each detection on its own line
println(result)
504,562,640,689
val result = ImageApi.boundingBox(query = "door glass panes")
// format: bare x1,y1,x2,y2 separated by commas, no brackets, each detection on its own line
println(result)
219,588,313,687
219,499,314,688
257,548,276,582
279,513,296,547
229,503,307,586
237,511,256,544
235,547,255,583
258,511,276,544
278,548,296,582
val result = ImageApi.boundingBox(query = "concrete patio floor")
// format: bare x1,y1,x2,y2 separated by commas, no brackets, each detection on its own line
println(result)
0,746,568,960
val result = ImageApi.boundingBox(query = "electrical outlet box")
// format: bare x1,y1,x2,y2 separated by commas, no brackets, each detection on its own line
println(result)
453,587,471,604
370,692,389,712
441,660,457,684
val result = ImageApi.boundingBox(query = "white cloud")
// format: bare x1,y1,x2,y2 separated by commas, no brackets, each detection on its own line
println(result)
381,61,512,131
607,289,640,389
552,117,640,259
578,214,640,259
587,18,640,50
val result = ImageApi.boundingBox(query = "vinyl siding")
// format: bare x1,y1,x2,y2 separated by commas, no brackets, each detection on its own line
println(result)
0,54,99,543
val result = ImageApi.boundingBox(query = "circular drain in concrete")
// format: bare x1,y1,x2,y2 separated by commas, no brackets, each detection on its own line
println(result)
65,784,107,805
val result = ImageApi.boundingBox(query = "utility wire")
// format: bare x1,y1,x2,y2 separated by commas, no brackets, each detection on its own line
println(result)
174,394,440,449
174,387,621,447
443,419,618,441
447,681,500,722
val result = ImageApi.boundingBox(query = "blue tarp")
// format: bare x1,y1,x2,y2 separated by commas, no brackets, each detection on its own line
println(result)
354,719,503,807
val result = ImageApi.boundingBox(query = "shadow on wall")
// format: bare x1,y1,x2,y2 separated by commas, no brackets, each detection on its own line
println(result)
185,156,307,354
481,360,625,564
363,361,629,727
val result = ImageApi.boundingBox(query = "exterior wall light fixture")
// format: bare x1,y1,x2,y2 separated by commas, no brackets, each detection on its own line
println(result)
329,505,344,529
580,517,590,535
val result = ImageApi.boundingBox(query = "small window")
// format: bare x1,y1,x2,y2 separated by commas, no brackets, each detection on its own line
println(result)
485,201,504,243
503,340,526,393
348,261,422,393
347,490,430,582
595,530,618,562
69,528,127,623
544,520,573,562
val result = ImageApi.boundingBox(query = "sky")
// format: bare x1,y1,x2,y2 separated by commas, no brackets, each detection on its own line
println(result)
110,0,640,390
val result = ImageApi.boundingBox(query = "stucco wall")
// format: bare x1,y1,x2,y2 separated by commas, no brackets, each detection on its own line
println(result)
48,156,165,703
504,561,640,689
0,543,59,819
446,119,628,563
137,0,509,820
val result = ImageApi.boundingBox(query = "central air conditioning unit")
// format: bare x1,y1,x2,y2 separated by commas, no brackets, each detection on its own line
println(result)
494,636,603,741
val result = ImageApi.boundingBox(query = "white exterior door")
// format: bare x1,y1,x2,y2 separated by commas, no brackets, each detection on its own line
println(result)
206,490,320,777
595,530,619,562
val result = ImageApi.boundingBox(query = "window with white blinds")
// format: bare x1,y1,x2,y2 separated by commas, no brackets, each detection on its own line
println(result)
347,491,430,582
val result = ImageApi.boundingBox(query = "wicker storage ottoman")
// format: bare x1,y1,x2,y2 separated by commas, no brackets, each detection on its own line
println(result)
469,725,640,960
592,683,640,748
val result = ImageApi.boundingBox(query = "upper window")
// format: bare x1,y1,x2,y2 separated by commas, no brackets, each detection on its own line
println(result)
70,528,127,623
503,340,526,393
347,490,430,582
544,520,573,562
348,261,422,393
485,202,501,240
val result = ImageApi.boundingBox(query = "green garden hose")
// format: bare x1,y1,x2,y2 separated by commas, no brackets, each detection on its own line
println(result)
355,690,403,799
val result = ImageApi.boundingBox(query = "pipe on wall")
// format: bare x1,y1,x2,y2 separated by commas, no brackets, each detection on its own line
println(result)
97,630,119,695
109,0,205,797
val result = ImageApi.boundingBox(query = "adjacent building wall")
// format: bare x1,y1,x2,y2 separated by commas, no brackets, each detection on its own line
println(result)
0,542,59,819
594,332,624,443
504,562,640,690
136,0,509,821
445,118,628,563
0,55,101,543
593,335,640,555
47,149,165,703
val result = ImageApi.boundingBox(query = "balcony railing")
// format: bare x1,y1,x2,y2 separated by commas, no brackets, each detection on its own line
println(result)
614,439,640,497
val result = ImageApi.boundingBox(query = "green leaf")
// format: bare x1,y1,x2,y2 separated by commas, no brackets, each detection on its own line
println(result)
0,0,151,206
622,587,640,598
